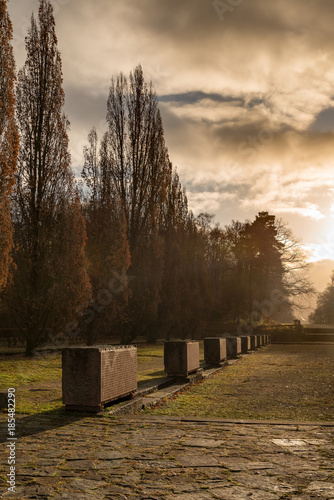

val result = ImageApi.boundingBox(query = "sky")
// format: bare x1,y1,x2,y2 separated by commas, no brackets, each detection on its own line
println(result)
7,0,334,295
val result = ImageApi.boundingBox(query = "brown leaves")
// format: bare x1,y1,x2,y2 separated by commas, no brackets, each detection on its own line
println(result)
0,0,18,292
7,0,90,354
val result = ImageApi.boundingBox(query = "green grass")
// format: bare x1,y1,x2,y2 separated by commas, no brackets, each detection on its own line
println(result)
144,344,334,421
137,344,165,383
0,343,169,414
0,352,61,387
4,342,331,422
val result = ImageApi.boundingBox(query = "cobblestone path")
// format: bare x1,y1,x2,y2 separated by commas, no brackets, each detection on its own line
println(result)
1,414,333,499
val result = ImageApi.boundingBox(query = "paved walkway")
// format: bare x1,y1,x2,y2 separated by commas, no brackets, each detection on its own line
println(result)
1,413,333,499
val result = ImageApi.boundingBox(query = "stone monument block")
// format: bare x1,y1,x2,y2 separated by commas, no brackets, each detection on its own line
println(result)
250,335,258,350
204,337,227,366
239,335,251,354
62,346,137,412
225,337,241,359
164,341,200,377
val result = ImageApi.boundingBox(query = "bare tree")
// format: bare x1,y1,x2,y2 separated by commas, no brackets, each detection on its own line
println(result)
105,65,171,250
276,218,315,302
81,127,131,345
97,65,172,342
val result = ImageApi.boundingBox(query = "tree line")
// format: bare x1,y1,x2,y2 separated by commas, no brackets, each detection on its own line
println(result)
310,272,334,324
0,0,314,355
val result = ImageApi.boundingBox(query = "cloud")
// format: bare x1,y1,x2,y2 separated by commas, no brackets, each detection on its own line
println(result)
187,191,236,214
7,0,334,258
311,107,334,133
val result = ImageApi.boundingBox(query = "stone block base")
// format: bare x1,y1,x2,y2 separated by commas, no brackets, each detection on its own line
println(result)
204,338,227,366
164,341,200,377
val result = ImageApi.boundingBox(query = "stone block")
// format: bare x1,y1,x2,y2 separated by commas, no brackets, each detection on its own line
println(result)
62,346,137,412
164,341,200,377
204,338,227,366
250,335,258,350
225,337,241,359
239,336,251,354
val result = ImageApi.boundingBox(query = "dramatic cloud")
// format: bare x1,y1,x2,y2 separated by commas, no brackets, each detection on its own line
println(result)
8,0,334,287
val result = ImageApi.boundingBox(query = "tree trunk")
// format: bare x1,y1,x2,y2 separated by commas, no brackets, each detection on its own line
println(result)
25,337,36,357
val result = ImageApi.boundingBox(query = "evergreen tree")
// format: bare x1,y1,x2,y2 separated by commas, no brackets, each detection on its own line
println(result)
243,212,284,322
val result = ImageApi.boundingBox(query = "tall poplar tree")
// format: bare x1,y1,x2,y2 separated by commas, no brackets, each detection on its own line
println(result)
81,127,131,345
0,0,18,292
105,65,171,250
9,0,90,355
100,65,172,342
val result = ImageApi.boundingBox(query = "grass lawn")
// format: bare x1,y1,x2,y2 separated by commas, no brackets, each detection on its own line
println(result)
1,343,332,421
144,344,334,422
0,342,204,414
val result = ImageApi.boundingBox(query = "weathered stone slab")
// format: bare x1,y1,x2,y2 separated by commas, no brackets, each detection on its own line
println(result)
204,337,227,366
95,451,126,460
305,481,334,497
209,486,279,499
164,341,200,377
235,473,298,493
167,494,214,500
62,346,137,412
174,452,220,467
183,438,225,448
68,479,108,491
272,439,307,447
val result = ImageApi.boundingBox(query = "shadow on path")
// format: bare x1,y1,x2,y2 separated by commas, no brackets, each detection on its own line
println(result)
0,409,93,443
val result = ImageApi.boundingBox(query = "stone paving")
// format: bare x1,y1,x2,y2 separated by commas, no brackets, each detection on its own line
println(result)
1,413,333,499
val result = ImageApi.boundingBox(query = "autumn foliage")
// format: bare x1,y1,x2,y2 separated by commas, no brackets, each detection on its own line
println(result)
0,2,314,353
7,0,91,355
0,0,18,292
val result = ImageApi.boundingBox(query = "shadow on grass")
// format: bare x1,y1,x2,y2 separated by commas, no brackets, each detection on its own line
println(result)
138,370,165,380
0,372,170,443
